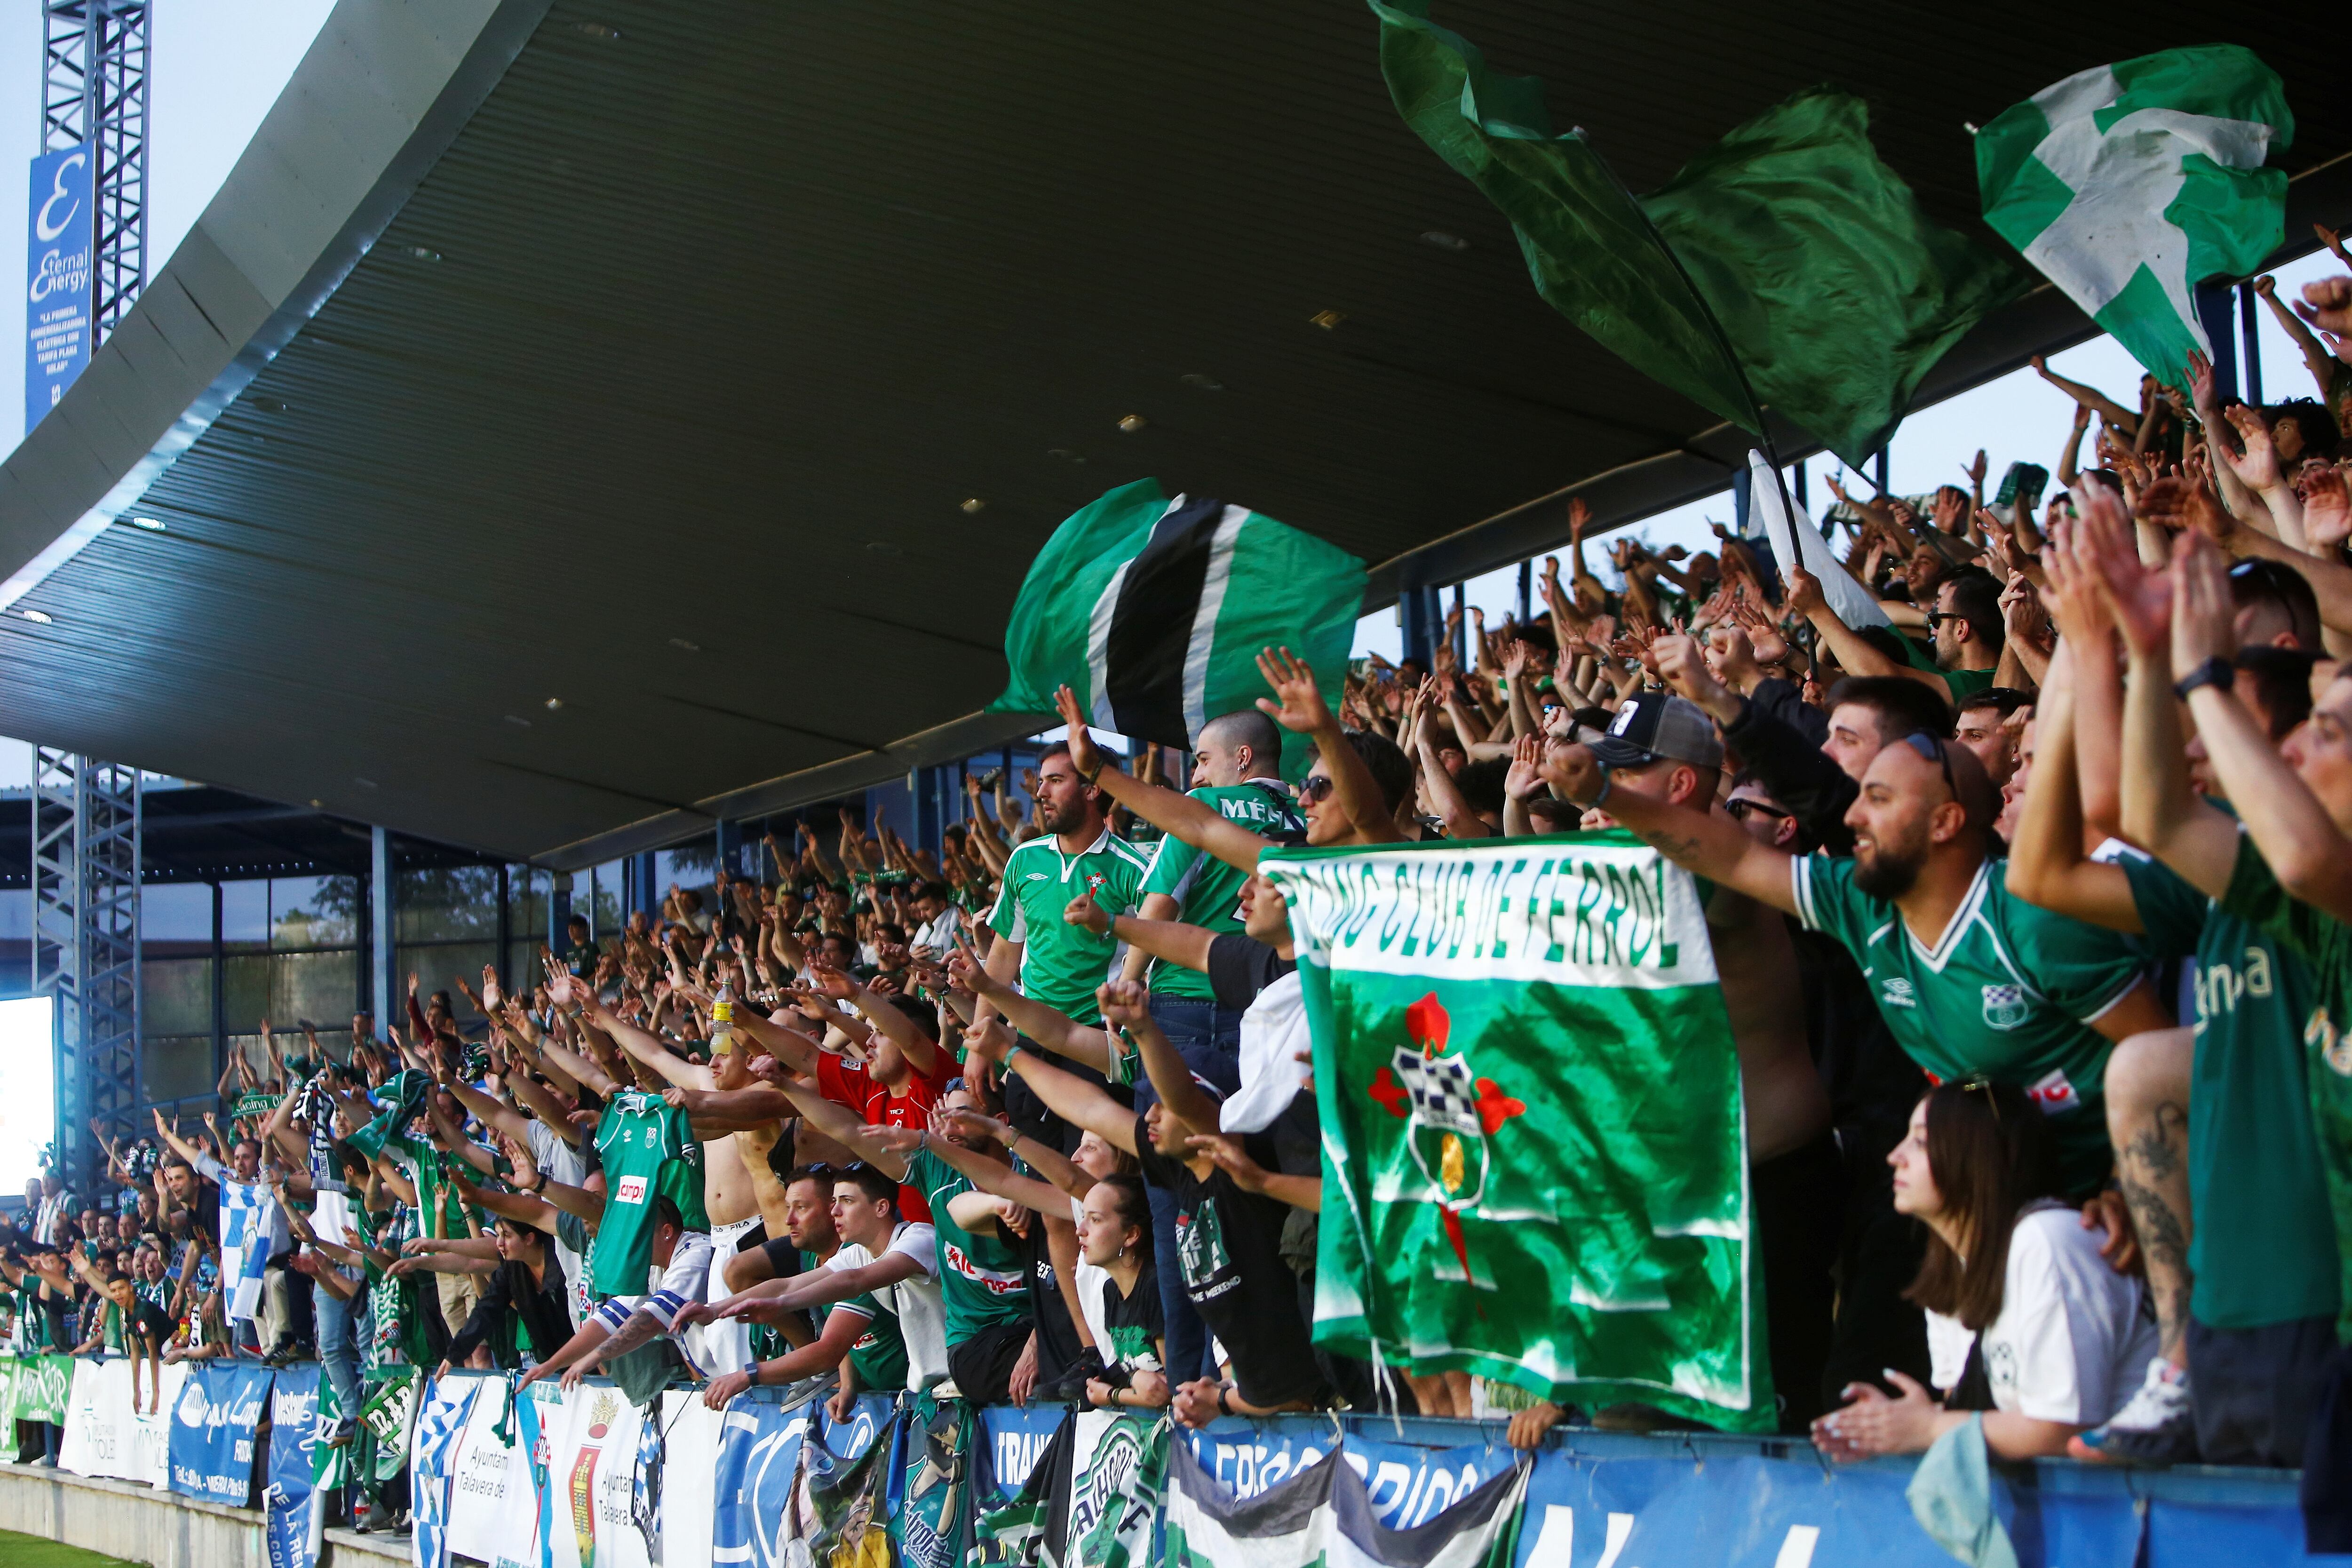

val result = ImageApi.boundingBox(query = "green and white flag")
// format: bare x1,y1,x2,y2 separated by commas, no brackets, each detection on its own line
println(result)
1978,46,2292,386
1259,832,1772,1430
1165,1441,1524,1568
973,1409,1168,1568
990,478,1363,767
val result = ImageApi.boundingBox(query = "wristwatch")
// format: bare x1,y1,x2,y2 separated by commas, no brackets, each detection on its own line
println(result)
2172,656,2234,700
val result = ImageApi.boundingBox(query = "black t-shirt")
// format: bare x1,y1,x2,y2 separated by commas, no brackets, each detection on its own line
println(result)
125,1296,173,1346
1129,1113,1321,1407
1002,1210,1085,1385
1099,1267,1164,1375
1206,935,1292,1011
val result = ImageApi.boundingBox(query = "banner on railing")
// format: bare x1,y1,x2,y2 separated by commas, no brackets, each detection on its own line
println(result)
12,1350,74,1424
168,1361,275,1504
9,1357,2323,1568
55,1354,182,1488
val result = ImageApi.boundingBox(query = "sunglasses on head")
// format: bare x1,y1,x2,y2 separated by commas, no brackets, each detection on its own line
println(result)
1897,730,1958,797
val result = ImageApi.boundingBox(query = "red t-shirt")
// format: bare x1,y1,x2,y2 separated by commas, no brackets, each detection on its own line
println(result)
818,1052,951,1224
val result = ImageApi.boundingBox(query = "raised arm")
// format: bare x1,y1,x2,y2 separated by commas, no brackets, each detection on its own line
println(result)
946,936,1117,1075
1539,744,1800,915
1098,981,1224,1135
969,1016,1138,1156
2000,641,2140,932
1784,568,1951,707
1064,894,1215,978
1052,687,1278,876
866,1122,1071,1216
1254,650,1404,844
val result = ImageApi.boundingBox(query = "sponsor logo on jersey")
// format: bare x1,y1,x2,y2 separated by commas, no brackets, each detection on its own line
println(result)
2024,1068,2080,1114
614,1175,648,1205
1981,984,2030,1030
941,1241,1026,1294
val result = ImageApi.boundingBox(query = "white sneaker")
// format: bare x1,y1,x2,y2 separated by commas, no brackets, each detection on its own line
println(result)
2077,1356,2196,1464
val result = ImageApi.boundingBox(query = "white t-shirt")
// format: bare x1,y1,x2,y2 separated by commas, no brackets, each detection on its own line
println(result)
829,1220,948,1391
1926,1199,2160,1425
1069,1195,1113,1354
1223,971,1310,1135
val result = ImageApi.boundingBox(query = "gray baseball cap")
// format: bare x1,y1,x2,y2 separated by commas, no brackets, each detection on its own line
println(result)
1574,692,1724,771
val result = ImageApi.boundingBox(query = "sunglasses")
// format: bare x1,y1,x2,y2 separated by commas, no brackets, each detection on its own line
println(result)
1297,775,1336,804
1897,730,1957,798
1725,798,1791,823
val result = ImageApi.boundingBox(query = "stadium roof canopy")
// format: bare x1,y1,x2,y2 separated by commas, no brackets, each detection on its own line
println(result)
0,0,2345,869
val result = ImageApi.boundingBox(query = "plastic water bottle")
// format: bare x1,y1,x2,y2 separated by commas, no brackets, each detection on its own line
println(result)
710,985,736,1056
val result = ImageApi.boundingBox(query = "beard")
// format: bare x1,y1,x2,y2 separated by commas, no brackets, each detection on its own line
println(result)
1043,794,1091,835
1852,828,1929,899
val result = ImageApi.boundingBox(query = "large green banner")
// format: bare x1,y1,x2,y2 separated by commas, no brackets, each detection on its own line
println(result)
12,1352,74,1424
1261,831,1772,1430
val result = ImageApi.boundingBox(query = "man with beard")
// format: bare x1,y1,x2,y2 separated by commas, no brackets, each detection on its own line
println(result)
977,740,1154,1147
1542,720,2171,1200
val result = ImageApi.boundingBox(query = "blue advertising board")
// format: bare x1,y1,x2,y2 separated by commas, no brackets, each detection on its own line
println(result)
168,1360,275,1504
264,1364,323,1568
24,142,94,431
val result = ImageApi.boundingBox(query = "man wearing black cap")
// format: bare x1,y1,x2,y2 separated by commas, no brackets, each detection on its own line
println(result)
1534,693,1837,1436
1543,713,2172,1201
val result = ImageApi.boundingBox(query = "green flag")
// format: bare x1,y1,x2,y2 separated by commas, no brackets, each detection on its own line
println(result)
1372,0,2028,466
1259,831,1773,1430
988,478,1363,769
1977,46,2291,387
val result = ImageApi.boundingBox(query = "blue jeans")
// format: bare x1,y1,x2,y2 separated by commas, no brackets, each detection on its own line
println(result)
315,1279,360,1415
1141,994,1245,1385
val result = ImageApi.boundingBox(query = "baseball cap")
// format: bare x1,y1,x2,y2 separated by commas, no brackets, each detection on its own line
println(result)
1575,692,1724,771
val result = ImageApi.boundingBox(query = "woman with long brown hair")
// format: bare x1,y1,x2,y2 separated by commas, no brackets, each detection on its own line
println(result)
1812,1080,2158,1460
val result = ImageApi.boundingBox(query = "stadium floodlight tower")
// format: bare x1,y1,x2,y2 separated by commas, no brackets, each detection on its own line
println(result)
43,0,149,334
32,2,149,1195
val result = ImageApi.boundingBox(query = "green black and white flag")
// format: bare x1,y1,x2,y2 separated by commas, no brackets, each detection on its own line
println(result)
1259,831,1772,1430
973,1409,1168,1568
990,478,1364,761
1977,46,2292,386
1164,1441,1524,1568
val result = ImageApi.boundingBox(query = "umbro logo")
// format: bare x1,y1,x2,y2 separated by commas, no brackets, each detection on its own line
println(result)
1881,978,1916,1008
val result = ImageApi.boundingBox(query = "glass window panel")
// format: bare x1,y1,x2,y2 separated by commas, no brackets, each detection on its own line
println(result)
143,1035,217,1106
0,888,27,940
586,861,625,940
396,866,500,942
222,954,270,1036
143,956,213,1036
398,942,498,1021
222,1032,267,1087
221,880,269,950
273,876,358,949
271,950,358,1031
141,882,212,947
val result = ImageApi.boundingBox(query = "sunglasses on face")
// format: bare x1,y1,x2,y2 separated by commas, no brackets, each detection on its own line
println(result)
1297,775,1335,804
1725,797,1792,823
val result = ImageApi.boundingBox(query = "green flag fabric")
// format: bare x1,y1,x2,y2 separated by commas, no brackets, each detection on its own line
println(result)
1977,46,2292,387
988,479,1363,769
1259,831,1773,1430
1372,0,2028,466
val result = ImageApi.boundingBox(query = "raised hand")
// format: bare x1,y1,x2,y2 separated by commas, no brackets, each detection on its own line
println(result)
1504,734,1548,802
1781,566,1827,620
2304,464,2352,549
2074,481,2169,653
2217,405,2283,492
1049,685,1105,780
1254,646,1332,734
2296,275,2352,337
1096,978,1151,1031
1062,891,1110,936
2169,529,2240,673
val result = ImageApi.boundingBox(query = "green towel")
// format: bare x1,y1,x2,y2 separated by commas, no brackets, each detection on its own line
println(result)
1907,1414,2019,1568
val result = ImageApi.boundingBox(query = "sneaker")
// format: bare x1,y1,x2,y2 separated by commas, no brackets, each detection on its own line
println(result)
2073,1356,2196,1465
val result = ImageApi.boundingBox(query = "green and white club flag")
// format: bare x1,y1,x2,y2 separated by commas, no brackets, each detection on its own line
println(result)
1165,1440,1524,1568
1259,831,1772,1430
974,1409,1168,1568
989,478,1364,769
1978,46,2292,386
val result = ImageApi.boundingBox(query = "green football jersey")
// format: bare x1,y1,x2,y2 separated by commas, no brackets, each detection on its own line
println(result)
2219,838,2352,1339
2122,845,2340,1329
589,1087,709,1297
905,1147,1029,1344
1793,853,2147,1195
829,1288,911,1392
986,828,1153,1025
1140,783,1303,999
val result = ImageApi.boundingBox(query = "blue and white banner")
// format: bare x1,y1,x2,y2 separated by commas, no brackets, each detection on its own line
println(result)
23,141,92,430
411,1376,481,1568
169,1361,275,1504
977,1404,1066,1510
1181,1418,1512,1532
709,1394,814,1568
265,1364,323,1568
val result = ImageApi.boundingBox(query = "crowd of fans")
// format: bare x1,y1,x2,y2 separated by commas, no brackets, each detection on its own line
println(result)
6,262,2352,1527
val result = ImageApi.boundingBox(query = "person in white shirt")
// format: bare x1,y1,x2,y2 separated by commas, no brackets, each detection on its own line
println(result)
1812,1080,2157,1461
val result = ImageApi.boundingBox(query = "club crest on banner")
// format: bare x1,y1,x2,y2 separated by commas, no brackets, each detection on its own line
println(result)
1367,994,1524,1288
